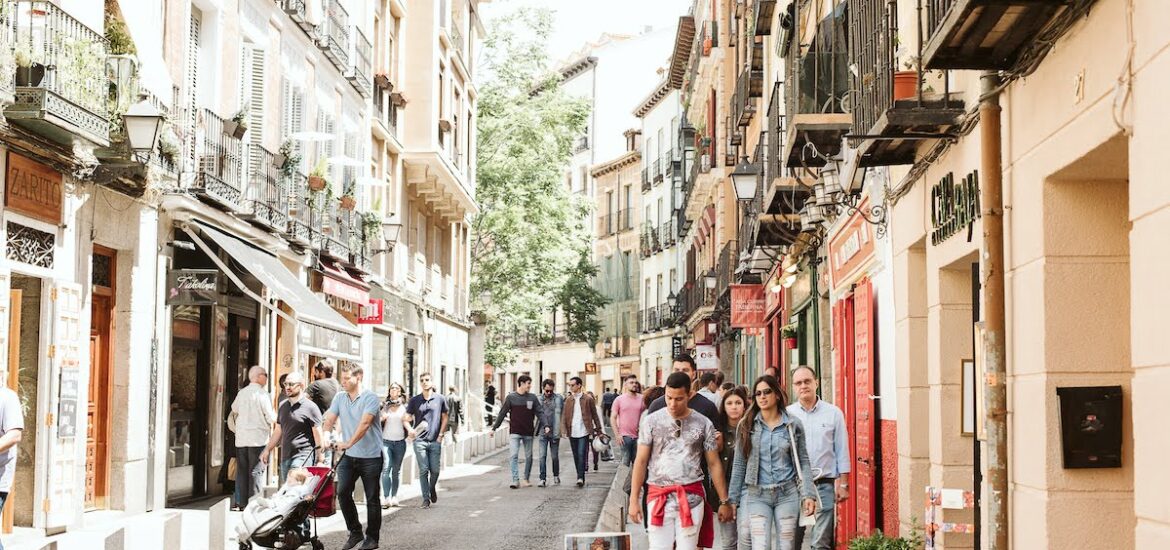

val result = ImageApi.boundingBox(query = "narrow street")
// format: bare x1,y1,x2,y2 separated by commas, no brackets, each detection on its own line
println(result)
319,441,619,549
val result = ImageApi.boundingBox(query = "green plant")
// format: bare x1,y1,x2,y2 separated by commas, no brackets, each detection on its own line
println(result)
310,157,328,179
781,324,798,339
232,103,250,128
360,211,381,242
341,181,356,199
104,3,137,55
848,521,924,550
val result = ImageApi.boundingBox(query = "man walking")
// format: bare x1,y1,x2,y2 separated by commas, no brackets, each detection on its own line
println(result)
490,374,540,488
446,386,464,442
787,366,850,550
609,374,644,466
0,384,23,550
628,372,731,550
321,364,382,550
601,386,617,427
306,359,341,415
261,371,323,482
561,376,603,487
535,379,564,487
696,372,720,407
646,355,721,428
406,372,448,508
228,365,276,506
484,384,497,426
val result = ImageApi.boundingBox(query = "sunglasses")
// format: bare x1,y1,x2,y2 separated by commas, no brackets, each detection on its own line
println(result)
755,388,775,397
673,418,682,439
283,382,300,388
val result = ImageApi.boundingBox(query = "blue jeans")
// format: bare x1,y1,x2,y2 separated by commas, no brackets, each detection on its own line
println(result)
335,455,382,543
794,481,835,550
382,439,406,498
413,439,442,502
569,436,590,481
279,449,314,484
537,435,560,481
621,436,638,466
508,434,534,482
739,482,802,550
0,491,7,550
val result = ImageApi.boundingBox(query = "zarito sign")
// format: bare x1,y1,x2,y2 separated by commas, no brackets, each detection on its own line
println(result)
5,153,63,224
931,171,981,246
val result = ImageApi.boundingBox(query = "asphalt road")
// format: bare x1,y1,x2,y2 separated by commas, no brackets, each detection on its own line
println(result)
319,439,620,549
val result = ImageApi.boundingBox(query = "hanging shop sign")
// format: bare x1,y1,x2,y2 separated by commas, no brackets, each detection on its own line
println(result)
5,152,63,224
320,273,370,304
695,344,718,371
297,322,361,359
165,269,219,305
671,336,683,359
584,362,598,374
730,284,767,328
931,171,981,246
358,298,384,324
829,199,876,290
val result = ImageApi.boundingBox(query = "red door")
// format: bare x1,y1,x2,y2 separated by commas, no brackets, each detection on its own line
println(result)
834,296,858,548
853,279,878,536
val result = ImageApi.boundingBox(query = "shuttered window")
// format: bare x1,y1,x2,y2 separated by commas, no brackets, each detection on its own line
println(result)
185,9,202,169
240,44,266,187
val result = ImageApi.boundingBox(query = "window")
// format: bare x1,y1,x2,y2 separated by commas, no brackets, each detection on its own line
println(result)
606,191,615,233
623,184,632,229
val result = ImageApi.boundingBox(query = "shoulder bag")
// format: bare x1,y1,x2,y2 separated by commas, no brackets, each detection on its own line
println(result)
788,422,820,528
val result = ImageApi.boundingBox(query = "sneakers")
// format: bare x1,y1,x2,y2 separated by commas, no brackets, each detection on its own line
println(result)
509,481,519,489
430,490,438,503
341,532,365,550
576,479,585,488
554,476,561,485
358,539,380,550
390,496,400,507
520,480,532,488
381,500,391,510
421,501,431,509
538,479,547,488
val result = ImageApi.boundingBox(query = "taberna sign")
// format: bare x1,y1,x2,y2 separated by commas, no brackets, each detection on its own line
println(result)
931,171,982,246
166,269,219,305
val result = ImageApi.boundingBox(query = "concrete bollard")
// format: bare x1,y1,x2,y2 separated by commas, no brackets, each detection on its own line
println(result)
442,443,454,467
403,453,415,483
209,497,229,550
104,526,125,550
162,512,183,550
38,541,58,550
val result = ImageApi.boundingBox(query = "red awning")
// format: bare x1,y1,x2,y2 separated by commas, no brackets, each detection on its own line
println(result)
318,260,370,304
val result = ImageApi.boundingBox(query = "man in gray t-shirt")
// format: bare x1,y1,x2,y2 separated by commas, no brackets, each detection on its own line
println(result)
0,385,24,547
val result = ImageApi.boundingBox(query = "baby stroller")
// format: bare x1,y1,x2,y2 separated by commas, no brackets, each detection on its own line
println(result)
237,452,342,550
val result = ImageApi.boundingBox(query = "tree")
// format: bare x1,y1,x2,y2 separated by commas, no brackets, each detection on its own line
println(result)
558,252,609,347
472,8,592,368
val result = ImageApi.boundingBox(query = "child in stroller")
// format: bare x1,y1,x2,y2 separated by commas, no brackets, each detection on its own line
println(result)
237,468,325,549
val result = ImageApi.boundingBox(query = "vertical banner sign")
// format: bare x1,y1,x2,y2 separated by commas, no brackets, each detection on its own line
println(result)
46,281,83,528
358,298,384,324
671,336,683,358
730,284,767,328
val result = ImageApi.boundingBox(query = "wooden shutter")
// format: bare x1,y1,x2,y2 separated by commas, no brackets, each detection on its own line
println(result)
185,10,202,169
240,45,266,190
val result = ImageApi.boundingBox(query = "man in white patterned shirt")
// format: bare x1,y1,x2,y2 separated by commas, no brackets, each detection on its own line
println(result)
229,365,277,506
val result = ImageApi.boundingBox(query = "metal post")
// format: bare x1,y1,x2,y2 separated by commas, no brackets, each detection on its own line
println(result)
979,70,1008,550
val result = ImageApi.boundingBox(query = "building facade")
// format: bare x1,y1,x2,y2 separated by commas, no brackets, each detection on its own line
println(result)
592,144,641,395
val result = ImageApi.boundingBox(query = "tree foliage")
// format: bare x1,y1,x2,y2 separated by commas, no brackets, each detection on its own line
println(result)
558,252,609,347
473,8,592,368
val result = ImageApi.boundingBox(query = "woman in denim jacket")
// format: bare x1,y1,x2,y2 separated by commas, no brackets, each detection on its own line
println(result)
726,375,817,550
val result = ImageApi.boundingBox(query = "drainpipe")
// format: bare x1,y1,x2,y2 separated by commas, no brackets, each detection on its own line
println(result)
979,70,1008,550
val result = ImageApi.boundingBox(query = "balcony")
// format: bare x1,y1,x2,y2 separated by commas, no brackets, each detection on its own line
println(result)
241,147,289,234
317,0,350,71
5,1,110,147
574,135,590,153
285,172,322,248
347,27,372,97
189,109,245,211
759,90,806,248
318,203,355,263
652,159,662,183
657,303,675,328
641,167,651,192
716,240,739,297
782,3,852,168
598,213,615,237
848,0,965,166
658,219,676,249
664,150,676,178
679,281,717,322
921,0,1071,70
642,307,661,333
281,0,317,33
754,0,777,36
616,208,633,232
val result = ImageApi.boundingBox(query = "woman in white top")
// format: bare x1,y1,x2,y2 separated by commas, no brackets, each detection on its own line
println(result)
380,382,410,508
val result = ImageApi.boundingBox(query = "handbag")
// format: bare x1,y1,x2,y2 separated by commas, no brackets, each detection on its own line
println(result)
226,456,237,480
788,422,820,528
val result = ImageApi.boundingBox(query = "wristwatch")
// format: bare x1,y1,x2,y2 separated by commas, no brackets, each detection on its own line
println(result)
719,499,733,506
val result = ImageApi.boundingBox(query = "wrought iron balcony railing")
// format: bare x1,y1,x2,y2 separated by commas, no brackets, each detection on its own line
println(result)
652,159,662,183
663,150,675,178
658,303,675,328
285,172,322,248
281,0,316,33
318,202,355,262
679,281,717,321
574,135,590,153
921,0,1072,70
317,0,351,70
716,240,739,296
242,147,289,233
658,219,677,249
599,213,615,237
347,27,372,97
641,167,651,192
781,1,852,168
616,209,633,232
6,1,110,146
191,108,245,210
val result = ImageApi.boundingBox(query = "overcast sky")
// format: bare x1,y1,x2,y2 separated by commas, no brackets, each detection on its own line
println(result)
480,0,692,66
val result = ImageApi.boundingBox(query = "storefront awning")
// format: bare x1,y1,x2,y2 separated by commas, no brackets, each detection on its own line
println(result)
193,223,359,338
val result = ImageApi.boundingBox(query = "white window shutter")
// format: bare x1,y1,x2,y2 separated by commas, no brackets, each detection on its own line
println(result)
186,10,202,170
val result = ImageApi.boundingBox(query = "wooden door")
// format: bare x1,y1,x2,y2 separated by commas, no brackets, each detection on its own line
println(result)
3,289,21,534
853,279,878,536
86,294,112,509
835,296,858,548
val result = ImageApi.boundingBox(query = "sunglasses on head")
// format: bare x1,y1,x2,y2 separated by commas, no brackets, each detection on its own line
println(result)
755,388,775,397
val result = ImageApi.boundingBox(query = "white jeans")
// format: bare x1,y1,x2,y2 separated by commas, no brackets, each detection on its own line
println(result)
647,495,706,550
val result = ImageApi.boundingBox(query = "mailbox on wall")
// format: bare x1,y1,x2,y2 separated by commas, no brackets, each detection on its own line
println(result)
1056,385,1123,469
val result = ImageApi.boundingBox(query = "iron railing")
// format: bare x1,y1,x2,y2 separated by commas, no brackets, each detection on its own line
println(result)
659,219,677,249
8,1,110,141
850,0,895,136
641,167,652,191
766,82,787,183
923,0,955,42
244,147,289,232
318,0,351,69
0,3,14,102
734,65,762,127
785,2,850,122
679,282,717,321
652,159,662,183
663,150,675,177
192,108,245,208
599,213,615,237
716,240,740,296
658,303,675,327
348,27,372,96
318,202,355,261
616,208,632,232
574,135,590,153
285,172,322,248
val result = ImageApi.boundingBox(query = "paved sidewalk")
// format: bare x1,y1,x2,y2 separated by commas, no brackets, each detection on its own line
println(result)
3,430,510,550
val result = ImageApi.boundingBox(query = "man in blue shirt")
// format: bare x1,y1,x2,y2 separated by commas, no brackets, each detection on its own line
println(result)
786,366,851,550
406,372,448,509
322,363,382,550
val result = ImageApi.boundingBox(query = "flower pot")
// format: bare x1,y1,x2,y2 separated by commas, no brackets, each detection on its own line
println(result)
893,71,918,101
15,64,45,87
783,337,798,349
273,153,288,169
223,119,248,139
307,176,327,191
340,196,356,210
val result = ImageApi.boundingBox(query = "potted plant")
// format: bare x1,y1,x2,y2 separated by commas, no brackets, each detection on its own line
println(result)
339,181,357,211
848,526,923,550
781,324,799,349
224,103,249,139
360,210,381,243
894,57,920,101
158,128,180,165
13,43,45,88
307,157,328,191
274,140,292,170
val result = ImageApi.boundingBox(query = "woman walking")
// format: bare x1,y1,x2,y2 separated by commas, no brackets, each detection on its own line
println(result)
380,382,410,508
727,376,817,550
715,387,749,550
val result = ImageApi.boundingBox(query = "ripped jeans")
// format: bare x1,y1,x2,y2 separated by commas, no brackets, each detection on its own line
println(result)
739,481,802,550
